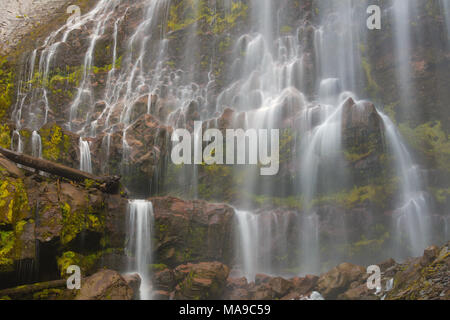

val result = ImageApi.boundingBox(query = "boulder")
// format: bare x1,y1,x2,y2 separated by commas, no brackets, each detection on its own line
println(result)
123,273,141,299
317,262,365,299
153,268,176,292
268,277,293,297
173,262,230,300
76,269,134,300
291,274,319,296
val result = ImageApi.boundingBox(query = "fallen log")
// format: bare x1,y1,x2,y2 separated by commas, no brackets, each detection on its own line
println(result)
0,147,121,193
0,279,67,299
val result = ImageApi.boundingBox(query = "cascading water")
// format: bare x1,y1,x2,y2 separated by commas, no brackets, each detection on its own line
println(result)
126,200,154,300
379,114,431,258
235,210,259,281
31,131,42,159
79,138,93,174
9,0,450,281
234,210,295,281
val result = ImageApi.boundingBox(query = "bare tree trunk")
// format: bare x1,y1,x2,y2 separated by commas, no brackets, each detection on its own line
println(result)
0,147,121,193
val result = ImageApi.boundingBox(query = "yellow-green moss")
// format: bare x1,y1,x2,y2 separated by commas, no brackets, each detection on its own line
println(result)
32,288,63,300
0,56,15,121
0,230,15,272
309,179,398,210
40,124,71,162
361,57,380,98
0,124,11,148
399,121,450,173
252,195,303,211
167,0,248,34
60,200,105,246
430,187,450,204
0,177,30,225
57,250,109,277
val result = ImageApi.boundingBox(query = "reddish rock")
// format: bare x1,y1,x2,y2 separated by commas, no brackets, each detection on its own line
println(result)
291,274,319,295
76,270,134,300
153,290,171,300
153,268,176,292
150,196,235,267
173,262,230,300
123,273,141,300
317,263,366,299
255,274,272,285
268,277,294,297
250,283,275,300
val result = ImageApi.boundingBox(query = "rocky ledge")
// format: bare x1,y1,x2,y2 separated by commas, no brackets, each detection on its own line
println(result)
149,241,449,300
3,241,447,300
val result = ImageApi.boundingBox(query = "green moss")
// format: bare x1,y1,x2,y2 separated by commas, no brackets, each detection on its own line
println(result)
39,124,72,162
399,121,450,173
252,195,303,211
57,250,104,277
167,0,247,34
0,124,11,148
60,199,105,246
0,230,15,272
0,177,30,226
430,187,450,204
150,263,168,272
0,56,15,121
280,25,293,34
32,288,63,300
40,124,63,161
361,57,380,98
309,179,398,210
345,232,390,258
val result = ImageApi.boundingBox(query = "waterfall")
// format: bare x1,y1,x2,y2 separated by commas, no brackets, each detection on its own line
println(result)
31,131,42,159
126,200,154,300
79,138,92,174
8,0,449,280
12,130,23,153
31,131,43,175
379,113,431,258
391,0,416,118
235,210,293,281
235,210,259,281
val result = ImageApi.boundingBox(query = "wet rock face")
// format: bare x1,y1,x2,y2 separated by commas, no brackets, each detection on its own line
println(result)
341,98,387,183
122,273,141,300
87,113,171,197
0,154,127,289
150,197,235,268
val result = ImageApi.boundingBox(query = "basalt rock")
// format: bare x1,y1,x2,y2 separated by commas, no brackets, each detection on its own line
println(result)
75,269,134,300
317,262,366,299
173,262,230,300
341,98,386,183
0,154,127,289
150,196,235,267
